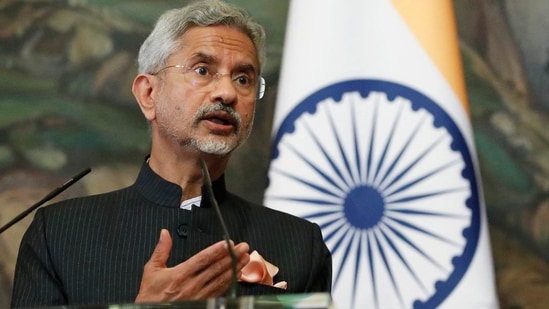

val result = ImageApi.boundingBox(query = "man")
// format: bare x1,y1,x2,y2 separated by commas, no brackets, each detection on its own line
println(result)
10,0,332,307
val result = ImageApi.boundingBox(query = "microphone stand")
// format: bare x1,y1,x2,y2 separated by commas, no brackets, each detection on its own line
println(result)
199,158,238,300
0,168,91,234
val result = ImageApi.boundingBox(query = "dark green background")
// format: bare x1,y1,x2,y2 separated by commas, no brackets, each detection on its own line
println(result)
1,1,549,308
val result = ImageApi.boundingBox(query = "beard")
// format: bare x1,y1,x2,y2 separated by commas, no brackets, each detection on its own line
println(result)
156,98,253,156
192,102,253,155
189,135,234,155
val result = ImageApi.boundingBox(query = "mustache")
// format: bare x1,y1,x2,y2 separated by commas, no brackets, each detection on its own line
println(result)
194,102,242,128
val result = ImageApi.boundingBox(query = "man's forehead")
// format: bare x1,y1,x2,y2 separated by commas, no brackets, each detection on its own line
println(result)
175,26,259,66
180,26,255,52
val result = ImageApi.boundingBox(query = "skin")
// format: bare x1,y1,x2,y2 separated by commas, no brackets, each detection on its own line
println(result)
131,25,260,302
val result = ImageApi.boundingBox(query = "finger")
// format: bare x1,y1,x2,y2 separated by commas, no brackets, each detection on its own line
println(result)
166,240,249,299
193,254,241,299
191,242,250,298
194,241,250,274
233,242,250,256
234,242,251,272
181,240,231,274
193,267,235,299
147,229,172,268
135,230,174,303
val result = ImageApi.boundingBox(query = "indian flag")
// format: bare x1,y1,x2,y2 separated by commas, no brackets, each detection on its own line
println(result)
263,0,499,308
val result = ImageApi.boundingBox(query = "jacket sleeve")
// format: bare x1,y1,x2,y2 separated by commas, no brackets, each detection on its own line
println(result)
307,222,333,292
11,208,67,307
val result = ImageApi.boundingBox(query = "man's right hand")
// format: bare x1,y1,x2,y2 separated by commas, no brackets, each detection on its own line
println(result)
135,229,250,303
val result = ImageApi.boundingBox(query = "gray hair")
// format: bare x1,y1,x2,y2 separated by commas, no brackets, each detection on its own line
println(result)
137,0,266,74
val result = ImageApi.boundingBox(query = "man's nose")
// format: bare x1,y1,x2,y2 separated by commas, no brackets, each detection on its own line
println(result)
210,73,237,104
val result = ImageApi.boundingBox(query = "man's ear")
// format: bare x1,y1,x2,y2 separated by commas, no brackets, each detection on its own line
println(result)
132,74,159,121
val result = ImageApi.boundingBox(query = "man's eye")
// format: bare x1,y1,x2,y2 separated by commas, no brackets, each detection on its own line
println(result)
194,66,209,76
235,75,250,86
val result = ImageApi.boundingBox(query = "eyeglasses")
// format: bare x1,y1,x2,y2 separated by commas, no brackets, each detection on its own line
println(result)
153,64,266,100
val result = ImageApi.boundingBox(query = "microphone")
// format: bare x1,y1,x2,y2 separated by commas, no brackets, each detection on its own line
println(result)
0,167,91,234
199,158,238,299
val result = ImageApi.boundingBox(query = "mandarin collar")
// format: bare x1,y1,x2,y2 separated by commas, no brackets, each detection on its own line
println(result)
134,157,227,208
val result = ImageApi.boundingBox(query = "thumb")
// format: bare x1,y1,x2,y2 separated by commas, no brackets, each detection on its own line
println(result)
148,229,172,268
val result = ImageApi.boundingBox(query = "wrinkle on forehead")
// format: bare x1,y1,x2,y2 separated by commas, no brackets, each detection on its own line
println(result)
176,25,259,69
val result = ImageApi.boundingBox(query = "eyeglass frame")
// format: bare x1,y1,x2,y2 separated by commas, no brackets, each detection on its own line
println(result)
152,64,266,100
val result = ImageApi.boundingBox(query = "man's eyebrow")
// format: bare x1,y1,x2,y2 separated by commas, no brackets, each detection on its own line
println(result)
188,52,216,63
187,52,258,74
235,63,258,75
